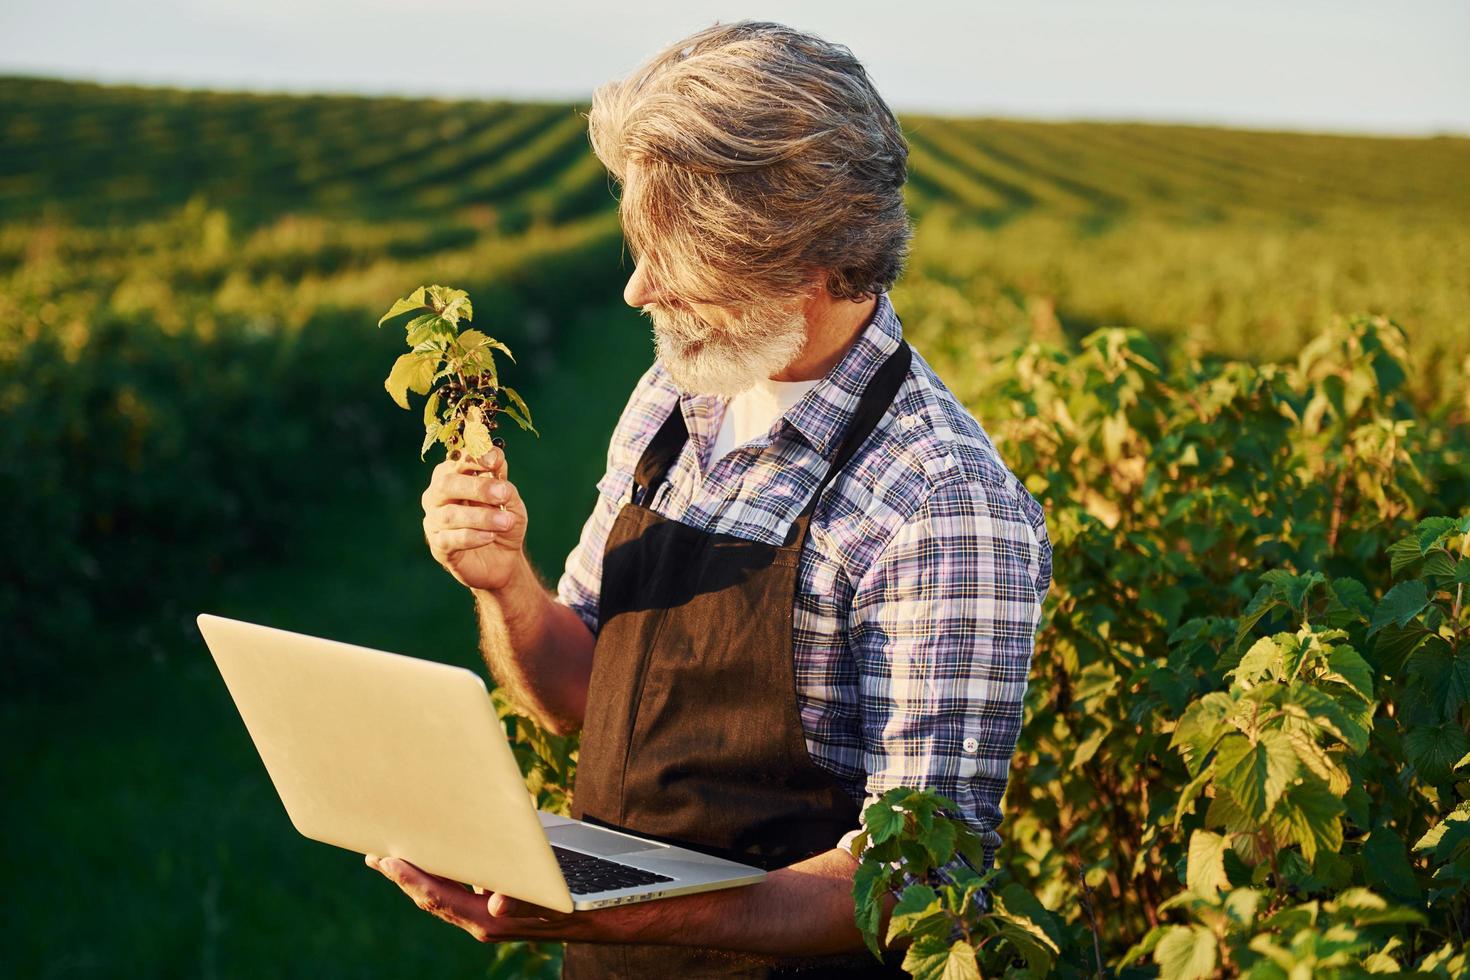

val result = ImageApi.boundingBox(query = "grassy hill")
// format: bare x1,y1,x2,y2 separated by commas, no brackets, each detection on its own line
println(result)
5,73,1465,396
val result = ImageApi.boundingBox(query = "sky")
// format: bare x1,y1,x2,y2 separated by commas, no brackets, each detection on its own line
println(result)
2,0,1467,136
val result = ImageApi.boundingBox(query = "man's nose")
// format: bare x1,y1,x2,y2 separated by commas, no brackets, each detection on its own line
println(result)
623,258,662,309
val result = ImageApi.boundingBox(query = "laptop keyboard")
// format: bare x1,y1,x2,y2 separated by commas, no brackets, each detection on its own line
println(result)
551,845,675,895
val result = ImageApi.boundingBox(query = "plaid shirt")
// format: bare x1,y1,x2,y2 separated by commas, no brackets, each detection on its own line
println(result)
556,292,1052,874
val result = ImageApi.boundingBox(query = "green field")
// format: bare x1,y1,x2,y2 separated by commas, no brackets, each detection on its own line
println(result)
3,75,1468,977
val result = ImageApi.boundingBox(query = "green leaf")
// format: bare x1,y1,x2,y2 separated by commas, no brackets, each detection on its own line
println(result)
1422,551,1460,578
419,422,441,460
1416,516,1459,552
995,882,1065,951
953,826,989,871
1171,692,1235,776
1387,536,1424,576
1324,646,1374,701
1153,925,1217,980
886,884,947,945
1120,925,1168,968
1233,595,1279,654
1291,685,1369,754
1222,887,1263,925
863,799,906,845
1172,765,1213,830
1230,636,1279,688
376,286,428,327
384,352,437,410
1326,577,1372,618
1214,730,1300,820
1070,725,1107,767
1277,571,1327,615
901,936,979,980
1362,825,1421,902
1402,637,1470,725
920,816,958,866
1369,580,1429,634
1277,779,1344,864
1404,720,1470,784
500,385,536,435
405,313,456,347
851,859,889,959
899,839,932,875
1456,558,1470,586
1187,830,1230,896
498,402,535,436
1371,624,1431,674
425,284,471,321
1286,728,1349,794
422,388,441,428
437,288,472,325
993,919,1056,976
1413,802,1470,860
486,336,517,361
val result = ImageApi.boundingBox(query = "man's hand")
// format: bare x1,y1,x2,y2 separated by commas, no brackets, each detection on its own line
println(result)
421,447,529,593
365,847,895,958
422,442,597,735
363,853,621,944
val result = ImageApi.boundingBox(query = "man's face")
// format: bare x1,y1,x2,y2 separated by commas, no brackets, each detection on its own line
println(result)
637,288,810,398
620,163,811,397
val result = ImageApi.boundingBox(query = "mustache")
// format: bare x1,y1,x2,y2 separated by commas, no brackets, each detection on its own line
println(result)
642,304,716,344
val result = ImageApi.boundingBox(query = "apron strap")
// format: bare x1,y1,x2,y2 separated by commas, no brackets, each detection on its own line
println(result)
629,403,690,506
783,341,911,546
629,341,914,537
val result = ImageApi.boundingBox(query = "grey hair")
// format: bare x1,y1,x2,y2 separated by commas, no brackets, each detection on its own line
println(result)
585,20,912,308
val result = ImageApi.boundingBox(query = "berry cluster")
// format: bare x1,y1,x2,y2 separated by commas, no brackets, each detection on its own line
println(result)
442,378,507,455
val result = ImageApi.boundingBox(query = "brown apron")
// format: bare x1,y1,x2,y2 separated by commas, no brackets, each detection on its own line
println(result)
562,343,913,979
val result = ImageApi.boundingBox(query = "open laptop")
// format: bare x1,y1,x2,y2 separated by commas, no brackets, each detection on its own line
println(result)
196,613,766,913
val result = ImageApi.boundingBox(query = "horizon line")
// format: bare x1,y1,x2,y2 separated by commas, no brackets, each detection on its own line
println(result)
5,69,1466,142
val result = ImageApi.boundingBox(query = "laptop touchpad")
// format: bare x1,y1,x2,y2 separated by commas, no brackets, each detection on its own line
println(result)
547,823,670,856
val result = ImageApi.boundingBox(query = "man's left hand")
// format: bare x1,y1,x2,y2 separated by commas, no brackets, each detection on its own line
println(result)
365,853,587,944
366,845,878,958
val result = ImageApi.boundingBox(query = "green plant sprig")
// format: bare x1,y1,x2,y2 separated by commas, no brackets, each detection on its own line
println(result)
850,787,1062,979
377,284,537,461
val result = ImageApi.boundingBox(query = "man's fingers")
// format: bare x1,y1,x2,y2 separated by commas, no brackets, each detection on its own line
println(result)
374,857,483,924
367,854,561,942
434,528,500,552
486,892,564,921
424,472,520,511
456,447,506,479
430,503,518,534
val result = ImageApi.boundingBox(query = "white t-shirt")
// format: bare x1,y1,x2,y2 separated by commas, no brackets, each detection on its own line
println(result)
708,376,822,464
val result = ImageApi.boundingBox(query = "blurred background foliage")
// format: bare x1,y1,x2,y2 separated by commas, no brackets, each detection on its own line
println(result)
1,74,1466,977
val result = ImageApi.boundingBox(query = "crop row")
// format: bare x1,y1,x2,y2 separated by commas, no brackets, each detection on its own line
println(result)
6,76,1467,233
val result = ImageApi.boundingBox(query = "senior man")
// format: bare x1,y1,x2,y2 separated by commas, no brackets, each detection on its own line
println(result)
369,19,1052,978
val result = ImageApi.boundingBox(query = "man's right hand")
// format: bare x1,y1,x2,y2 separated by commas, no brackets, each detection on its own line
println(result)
421,447,529,594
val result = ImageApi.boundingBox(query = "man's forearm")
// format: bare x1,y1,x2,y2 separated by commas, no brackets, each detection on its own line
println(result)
570,847,896,959
471,554,595,735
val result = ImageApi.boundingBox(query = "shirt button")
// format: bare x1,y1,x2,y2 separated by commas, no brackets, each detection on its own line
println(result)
900,415,919,431
963,737,980,754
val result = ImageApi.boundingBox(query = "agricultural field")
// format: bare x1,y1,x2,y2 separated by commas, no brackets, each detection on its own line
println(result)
2,74,1468,977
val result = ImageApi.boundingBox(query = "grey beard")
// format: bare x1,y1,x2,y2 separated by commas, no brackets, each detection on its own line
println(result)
646,303,808,398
